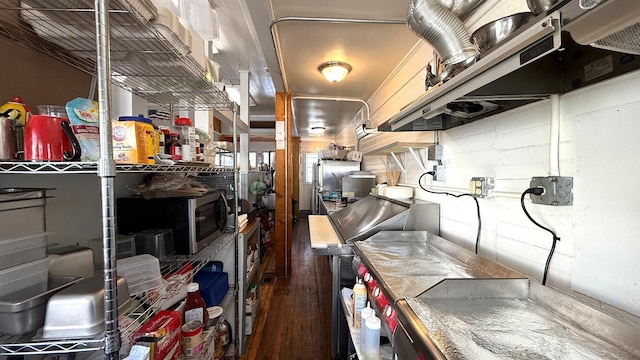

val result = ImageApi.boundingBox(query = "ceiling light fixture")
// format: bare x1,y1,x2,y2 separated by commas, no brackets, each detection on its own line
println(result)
310,126,326,134
318,61,352,83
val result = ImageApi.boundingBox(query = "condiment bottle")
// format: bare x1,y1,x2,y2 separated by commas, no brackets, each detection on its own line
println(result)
183,283,209,327
359,302,375,352
167,132,182,160
352,278,367,328
363,315,381,360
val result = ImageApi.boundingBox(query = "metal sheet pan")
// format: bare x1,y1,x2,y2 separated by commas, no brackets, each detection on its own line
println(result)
403,278,640,359
354,231,523,300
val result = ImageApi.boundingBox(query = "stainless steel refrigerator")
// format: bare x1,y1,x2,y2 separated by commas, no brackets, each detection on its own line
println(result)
312,160,360,214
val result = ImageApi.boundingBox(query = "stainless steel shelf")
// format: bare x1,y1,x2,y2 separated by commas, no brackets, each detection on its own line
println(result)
0,0,233,110
0,161,234,174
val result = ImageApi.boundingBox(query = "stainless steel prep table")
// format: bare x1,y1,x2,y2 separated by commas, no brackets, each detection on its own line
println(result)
308,195,440,358
352,231,524,338
395,278,640,359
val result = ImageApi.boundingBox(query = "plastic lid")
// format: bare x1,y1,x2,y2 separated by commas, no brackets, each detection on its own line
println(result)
9,96,24,103
365,316,381,330
175,117,192,126
118,115,152,124
187,283,199,292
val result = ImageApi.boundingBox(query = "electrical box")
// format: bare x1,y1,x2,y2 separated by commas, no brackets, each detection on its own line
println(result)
469,177,495,198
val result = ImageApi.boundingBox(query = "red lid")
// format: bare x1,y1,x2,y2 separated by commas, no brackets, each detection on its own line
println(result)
10,96,24,103
175,117,192,126
169,132,179,136
161,129,170,134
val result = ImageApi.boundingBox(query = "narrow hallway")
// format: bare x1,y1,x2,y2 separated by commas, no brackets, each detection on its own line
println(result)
241,217,335,360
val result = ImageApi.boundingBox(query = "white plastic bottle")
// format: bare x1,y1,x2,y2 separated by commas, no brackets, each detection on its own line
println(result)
352,278,367,328
364,315,381,360
359,302,375,352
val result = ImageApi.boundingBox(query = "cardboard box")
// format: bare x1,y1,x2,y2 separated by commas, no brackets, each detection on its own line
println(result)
132,310,182,360
112,121,155,164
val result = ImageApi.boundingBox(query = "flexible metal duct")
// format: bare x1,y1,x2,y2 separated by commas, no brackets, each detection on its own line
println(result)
407,0,479,70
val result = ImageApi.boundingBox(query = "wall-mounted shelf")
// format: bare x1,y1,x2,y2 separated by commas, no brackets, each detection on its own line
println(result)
364,141,432,174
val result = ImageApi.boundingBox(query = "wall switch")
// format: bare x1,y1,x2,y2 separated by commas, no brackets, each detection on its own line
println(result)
529,176,573,206
433,165,445,181
470,177,495,198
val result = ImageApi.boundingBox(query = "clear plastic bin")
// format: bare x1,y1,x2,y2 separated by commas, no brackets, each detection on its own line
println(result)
0,232,49,271
0,257,49,297
116,254,163,296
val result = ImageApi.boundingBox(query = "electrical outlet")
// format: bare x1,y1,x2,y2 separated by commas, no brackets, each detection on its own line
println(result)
433,165,445,181
529,176,573,206
470,177,495,198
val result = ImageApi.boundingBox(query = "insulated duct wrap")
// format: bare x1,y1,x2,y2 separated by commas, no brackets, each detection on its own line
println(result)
407,0,479,68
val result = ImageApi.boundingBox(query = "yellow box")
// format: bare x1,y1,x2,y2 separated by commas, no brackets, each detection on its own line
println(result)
112,121,155,164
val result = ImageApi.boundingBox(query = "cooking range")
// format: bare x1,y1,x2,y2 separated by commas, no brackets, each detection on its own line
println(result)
353,231,640,359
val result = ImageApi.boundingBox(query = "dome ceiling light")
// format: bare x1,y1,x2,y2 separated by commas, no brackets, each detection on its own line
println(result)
318,61,352,83
310,126,326,134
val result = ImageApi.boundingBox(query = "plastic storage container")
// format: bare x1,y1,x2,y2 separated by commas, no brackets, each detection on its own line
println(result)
194,271,229,307
116,254,163,296
0,257,49,297
0,232,49,271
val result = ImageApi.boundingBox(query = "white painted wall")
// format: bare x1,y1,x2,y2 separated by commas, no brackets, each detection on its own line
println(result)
351,66,640,318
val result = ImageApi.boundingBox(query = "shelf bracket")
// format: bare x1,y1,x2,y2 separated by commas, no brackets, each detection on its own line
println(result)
407,147,427,173
389,152,406,174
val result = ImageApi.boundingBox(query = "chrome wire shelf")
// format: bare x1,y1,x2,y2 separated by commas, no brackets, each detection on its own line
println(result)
0,229,237,356
121,232,237,341
0,161,233,174
0,0,232,110
0,337,104,356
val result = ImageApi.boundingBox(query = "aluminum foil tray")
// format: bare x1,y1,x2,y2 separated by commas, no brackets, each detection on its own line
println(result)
405,278,640,359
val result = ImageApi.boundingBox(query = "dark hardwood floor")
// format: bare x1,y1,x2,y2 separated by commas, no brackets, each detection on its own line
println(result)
240,217,335,360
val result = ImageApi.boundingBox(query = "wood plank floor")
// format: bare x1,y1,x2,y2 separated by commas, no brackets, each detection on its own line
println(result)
240,218,335,360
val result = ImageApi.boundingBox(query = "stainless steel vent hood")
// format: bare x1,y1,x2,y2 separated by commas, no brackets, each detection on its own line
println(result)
380,0,640,132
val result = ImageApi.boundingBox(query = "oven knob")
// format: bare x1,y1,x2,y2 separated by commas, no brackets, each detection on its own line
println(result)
373,287,388,308
363,272,372,283
383,305,398,333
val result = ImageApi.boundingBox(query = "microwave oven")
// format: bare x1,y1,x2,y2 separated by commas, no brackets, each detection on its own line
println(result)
116,189,228,255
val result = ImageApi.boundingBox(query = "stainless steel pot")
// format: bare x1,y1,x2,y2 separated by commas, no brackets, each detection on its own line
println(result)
526,0,562,15
470,12,535,53
0,114,18,160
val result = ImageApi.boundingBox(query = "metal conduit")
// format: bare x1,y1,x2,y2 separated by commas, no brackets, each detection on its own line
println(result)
292,96,371,121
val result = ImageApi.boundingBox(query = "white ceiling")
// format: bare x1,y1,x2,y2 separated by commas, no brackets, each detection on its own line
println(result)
209,0,419,139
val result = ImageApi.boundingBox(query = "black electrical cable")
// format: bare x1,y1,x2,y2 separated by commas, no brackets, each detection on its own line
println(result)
520,188,561,286
418,172,482,254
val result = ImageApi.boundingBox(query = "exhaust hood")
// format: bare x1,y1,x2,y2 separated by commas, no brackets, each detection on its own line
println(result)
380,0,640,132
